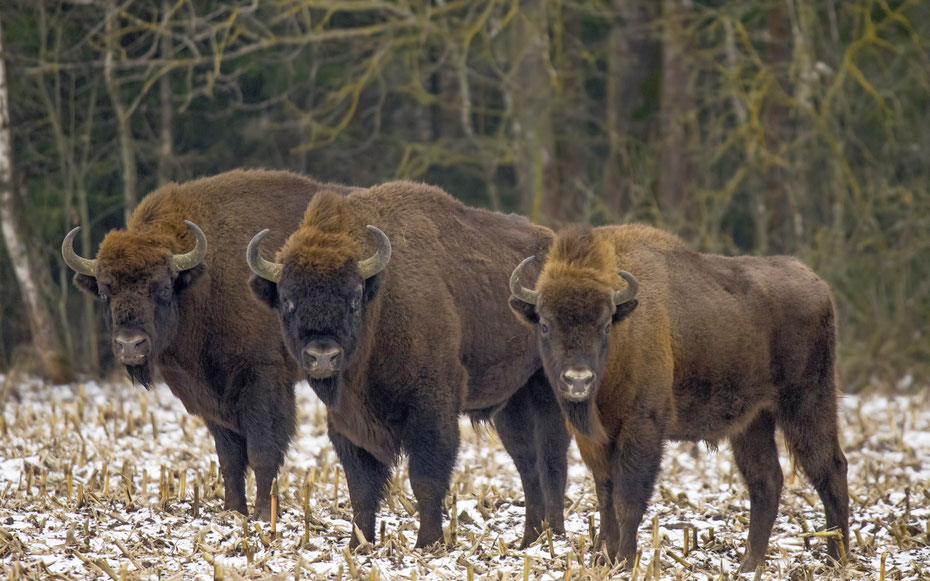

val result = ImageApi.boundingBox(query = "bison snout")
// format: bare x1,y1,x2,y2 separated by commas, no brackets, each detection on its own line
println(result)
560,367,595,401
114,332,150,364
302,342,343,378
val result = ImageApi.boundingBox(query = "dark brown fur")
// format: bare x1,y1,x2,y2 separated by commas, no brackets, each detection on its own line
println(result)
251,184,570,549
511,224,849,572
71,169,355,519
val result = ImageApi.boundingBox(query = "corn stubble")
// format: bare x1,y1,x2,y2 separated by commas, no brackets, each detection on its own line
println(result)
0,379,927,579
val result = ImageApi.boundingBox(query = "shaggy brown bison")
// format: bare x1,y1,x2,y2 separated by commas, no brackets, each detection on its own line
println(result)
62,169,354,520
509,225,848,572
247,184,570,549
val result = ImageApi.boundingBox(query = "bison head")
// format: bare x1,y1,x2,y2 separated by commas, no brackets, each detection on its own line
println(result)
247,194,390,406
62,221,208,387
508,229,638,438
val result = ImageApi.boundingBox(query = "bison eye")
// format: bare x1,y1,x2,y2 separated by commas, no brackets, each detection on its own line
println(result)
282,298,295,313
350,285,363,311
159,286,172,302
540,322,550,336
603,322,611,336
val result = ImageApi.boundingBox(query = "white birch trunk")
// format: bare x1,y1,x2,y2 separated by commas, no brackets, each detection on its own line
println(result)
0,16,70,382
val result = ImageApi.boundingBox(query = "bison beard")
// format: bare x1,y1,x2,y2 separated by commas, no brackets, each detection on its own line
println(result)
561,399,606,442
126,363,154,390
309,376,338,406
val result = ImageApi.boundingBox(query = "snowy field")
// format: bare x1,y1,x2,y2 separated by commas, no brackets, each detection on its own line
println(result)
0,374,928,580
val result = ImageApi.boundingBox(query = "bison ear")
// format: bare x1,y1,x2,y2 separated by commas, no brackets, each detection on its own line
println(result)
174,263,207,294
509,296,539,326
73,273,98,295
612,299,638,324
250,275,278,309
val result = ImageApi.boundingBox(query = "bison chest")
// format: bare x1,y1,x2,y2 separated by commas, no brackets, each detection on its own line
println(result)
327,391,400,466
159,366,229,428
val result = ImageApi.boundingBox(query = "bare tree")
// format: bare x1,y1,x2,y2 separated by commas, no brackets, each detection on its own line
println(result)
656,0,698,236
0,16,71,383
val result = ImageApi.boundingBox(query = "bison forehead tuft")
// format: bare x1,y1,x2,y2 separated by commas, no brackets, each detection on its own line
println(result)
277,190,368,274
97,231,175,279
540,277,613,327
278,228,363,275
548,225,615,272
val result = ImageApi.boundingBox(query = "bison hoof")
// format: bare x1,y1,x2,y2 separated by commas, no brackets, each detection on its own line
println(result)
738,555,764,574
224,501,249,516
251,505,273,522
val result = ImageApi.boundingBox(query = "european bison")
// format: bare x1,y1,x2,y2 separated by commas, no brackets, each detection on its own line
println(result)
247,183,569,549
508,225,848,572
62,169,354,520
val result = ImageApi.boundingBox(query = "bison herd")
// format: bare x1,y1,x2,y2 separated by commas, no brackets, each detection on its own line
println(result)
61,169,849,572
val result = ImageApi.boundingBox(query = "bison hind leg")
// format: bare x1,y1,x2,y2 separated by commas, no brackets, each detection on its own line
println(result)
778,396,849,565
730,410,783,573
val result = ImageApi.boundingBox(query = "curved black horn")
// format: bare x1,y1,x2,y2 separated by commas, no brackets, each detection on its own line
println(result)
246,229,283,283
614,270,639,305
357,226,391,279
172,220,208,271
61,227,98,277
509,256,540,305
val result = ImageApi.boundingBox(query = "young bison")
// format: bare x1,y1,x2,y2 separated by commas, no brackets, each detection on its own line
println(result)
247,184,569,550
62,169,354,520
508,225,848,572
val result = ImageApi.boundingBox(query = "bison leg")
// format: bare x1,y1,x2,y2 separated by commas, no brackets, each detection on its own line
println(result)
529,372,570,536
206,422,248,516
594,478,619,560
404,413,459,549
731,410,783,573
243,370,296,522
329,425,393,548
495,385,547,548
780,405,849,564
611,435,663,567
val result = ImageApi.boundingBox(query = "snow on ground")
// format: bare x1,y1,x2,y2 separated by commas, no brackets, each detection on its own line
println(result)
0,374,928,580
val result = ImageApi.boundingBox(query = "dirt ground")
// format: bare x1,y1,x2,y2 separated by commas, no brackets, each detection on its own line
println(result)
0,374,927,580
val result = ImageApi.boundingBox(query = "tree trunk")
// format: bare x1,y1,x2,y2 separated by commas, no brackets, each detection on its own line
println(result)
509,0,557,224
0,18,71,383
602,0,653,219
157,0,174,187
762,1,791,254
656,0,698,238
104,0,138,223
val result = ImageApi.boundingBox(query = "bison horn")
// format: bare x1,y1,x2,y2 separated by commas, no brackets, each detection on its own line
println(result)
246,229,283,283
61,227,98,277
171,220,208,271
509,256,540,305
614,270,639,305
357,225,391,279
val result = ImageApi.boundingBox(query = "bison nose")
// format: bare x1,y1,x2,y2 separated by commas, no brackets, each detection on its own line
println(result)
302,342,343,378
560,367,595,401
114,332,150,363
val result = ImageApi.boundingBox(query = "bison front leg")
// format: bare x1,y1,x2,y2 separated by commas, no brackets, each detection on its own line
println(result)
206,423,249,516
495,377,568,548
731,411,783,573
243,370,296,522
529,372,570,536
611,435,663,568
329,426,393,548
404,413,459,549
594,478,619,560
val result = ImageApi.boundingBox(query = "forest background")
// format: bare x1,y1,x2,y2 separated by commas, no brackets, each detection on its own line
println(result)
0,0,927,392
